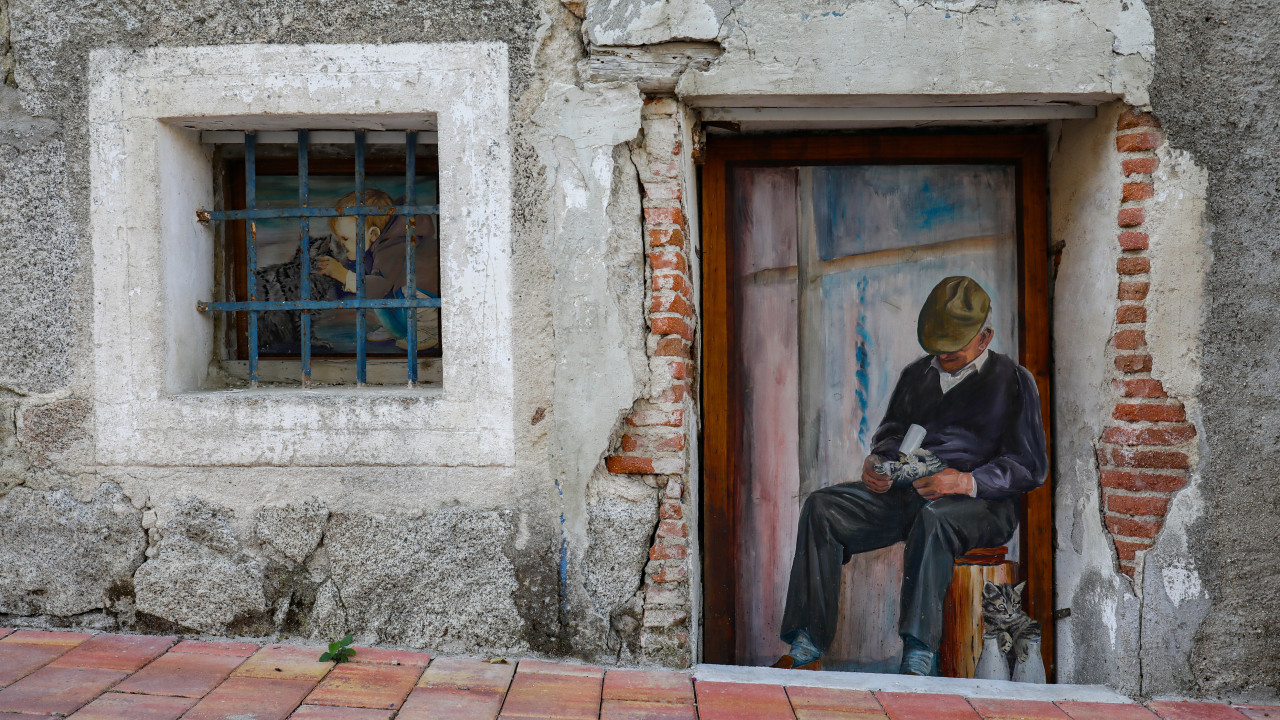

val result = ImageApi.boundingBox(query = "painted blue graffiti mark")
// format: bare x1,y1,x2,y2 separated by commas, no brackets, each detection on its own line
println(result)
855,276,872,446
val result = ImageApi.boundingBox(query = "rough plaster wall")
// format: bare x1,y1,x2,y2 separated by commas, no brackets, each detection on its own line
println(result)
584,0,731,46
1050,104,1142,695
0,0,660,663
673,0,1154,103
1135,144,1211,697
1146,0,1280,701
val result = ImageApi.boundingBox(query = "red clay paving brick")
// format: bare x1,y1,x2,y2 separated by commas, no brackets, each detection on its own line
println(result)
398,686,506,720
112,650,245,698
183,677,316,720
968,697,1070,719
0,666,128,716
289,704,395,719
1234,706,1280,720
1147,701,1249,720
877,692,980,720
603,669,694,704
518,659,605,678
233,643,335,682
171,639,261,657
0,628,12,640
786,686,885,716
1057,701,1161,720
349,647,432,667
500,671,604,720
66,692,197,720
418,658,515,694
0,641,80,686
50,633,175,671
695,681,795,720
601,699,699,720
5,629,93,645
305,662,422,710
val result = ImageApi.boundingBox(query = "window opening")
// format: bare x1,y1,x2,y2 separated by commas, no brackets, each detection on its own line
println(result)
198,130,440,387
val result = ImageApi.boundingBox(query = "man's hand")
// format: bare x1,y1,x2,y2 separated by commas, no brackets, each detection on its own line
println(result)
315,256,348,282
862,456,892,494
913,468,975,500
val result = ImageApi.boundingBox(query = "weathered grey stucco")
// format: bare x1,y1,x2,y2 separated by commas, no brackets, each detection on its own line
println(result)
1050,104,1143,695
1146,0,1280,700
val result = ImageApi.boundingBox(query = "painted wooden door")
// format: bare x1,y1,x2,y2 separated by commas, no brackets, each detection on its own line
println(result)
702,136,1051,674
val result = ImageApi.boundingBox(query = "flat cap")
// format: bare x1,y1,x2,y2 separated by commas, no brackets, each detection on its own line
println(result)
917,276,991,354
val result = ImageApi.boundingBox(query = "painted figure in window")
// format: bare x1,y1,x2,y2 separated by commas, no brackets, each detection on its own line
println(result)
773,276,1047,675
315,188,441,351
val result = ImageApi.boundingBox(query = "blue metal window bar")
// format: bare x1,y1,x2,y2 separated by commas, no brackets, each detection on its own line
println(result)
197,130,439,387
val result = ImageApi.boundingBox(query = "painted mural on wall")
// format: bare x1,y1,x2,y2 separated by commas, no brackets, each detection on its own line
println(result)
249,176,440,356
732,165,1048,675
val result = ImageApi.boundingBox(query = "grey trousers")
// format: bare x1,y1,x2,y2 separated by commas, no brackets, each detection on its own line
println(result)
779,482,1018,653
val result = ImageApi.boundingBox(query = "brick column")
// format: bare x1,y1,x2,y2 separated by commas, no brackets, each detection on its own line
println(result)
1097,108,1198,580
604,96,696,665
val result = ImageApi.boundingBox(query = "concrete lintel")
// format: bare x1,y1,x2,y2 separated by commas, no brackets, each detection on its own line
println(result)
701,106,1097,124
683,93,1118,109
693,664,1135,704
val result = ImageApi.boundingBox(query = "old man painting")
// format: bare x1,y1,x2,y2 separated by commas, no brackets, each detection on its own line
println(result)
773,275,1048,675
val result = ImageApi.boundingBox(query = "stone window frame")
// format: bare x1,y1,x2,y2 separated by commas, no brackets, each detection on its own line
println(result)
87,43,515,468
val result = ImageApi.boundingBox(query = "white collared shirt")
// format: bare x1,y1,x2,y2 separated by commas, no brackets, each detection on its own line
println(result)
932,348,990,394
929,348,989,497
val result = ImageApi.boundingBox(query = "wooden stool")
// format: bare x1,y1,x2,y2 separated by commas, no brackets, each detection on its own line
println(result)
938,546,1017,678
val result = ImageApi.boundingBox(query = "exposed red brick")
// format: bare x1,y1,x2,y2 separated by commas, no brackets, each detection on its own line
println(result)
648,227,685,249
621,434,639,452
669,360,691,380
1105,493,1172,517
1112,537,1154,561
652,272,693,300
1113,402,1186,422
651,293,693,318
643,182,682,202
657,383,688,403
644,206,685,227
1119,562,1137,578
1101,470,1187,493
656,434,686,452
650,315,694,341
649,251,688,274
1117,256,1151,275
628,409,684,427
1118,281,1150,301
1122,378,1167,398
1116,132,1161,152
660,500,683,520
1102,424,1197,446
654,336,690,358
1116,305,1147,324
1122,182,1155,202
1115,354,1153,373
1106,513,1164,540
649,543,687,561
1118,231,1150,251
1122,157,1160,176
649,161,679,179
650,565,688,583
1110,448,1190,470
1118,207,1146,227
606,456,654,474
1112,329,1146,350
1117,108,1161,130
657,520,687,539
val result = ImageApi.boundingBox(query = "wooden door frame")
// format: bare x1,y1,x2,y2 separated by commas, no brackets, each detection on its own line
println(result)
699,134,1054,676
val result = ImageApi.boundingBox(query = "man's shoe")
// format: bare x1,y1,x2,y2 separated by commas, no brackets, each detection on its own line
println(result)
770,655,822,671
898,646,936,676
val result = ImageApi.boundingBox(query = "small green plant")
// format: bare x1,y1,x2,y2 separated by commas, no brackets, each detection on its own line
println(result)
320,634,356,664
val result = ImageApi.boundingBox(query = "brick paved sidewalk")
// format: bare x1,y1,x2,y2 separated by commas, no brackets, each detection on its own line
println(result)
0,628,1274,720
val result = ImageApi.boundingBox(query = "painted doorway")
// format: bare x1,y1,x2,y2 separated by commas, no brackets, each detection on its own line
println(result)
701,135,1053,676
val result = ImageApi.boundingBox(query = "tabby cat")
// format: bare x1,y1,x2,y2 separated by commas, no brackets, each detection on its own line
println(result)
981,581,1041,666
254,235,345,353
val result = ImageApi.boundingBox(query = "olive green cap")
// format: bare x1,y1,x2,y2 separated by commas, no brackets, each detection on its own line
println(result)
917,276,991,354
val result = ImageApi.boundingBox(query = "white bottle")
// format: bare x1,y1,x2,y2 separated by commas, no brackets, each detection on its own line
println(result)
974,635,1010,681
1012,638,1046,684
